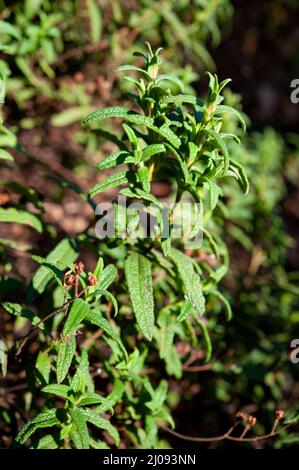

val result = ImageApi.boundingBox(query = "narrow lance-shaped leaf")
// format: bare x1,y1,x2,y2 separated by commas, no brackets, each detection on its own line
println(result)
79,408,120,446
28,238,78,299
70,408,89,449
62,299,91,338
89,171,131,197
205,129,230,173
83,106,181,149
0,208,42,233
42,384,71,400
97,151,133,170
168,247,205,315
56,335,76,384
125,252,155,341
85,309,128,361
192,314,212,363
15,409,61,444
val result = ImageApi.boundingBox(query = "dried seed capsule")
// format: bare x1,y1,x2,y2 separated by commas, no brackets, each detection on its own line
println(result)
235,411,246,421
62,271,77,288
74,261,85,274
247,415,256,427
275,410,285,421
87,273,97,287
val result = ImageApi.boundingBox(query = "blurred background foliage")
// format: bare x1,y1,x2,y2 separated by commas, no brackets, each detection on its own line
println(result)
1,0,299,448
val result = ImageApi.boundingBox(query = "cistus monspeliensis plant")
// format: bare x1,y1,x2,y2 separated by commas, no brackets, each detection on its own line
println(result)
3,44,250,449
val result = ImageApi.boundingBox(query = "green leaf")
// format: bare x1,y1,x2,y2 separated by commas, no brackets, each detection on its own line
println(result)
83,106,181,148
87,0,102,43
32,434,59,449
177,300,194,322
15,409,61,444
51,106,96,127
125,252,155,341
0,339,7,377
31,256,65,292
0,148,14,161
2,302,40,325
28,238,78,299
0,208,42,233
204,179,222,211
77,393,113,413
62,299,91,338
35,351,51,384
70,349,91,394
208,289,232,321
192,315,212,362
56,335,76,384
147,382,168,415
168,247,205,315
97,151,133,170
141,144,166,161
89,170,132,197
95,264,118,297
79,408,120,446
229,159,250,195
70,408,89,449
205,130,230,172
0,20,21,39
137,166,150,193
85,309,128,361
216,105,246,132
42,384,70,400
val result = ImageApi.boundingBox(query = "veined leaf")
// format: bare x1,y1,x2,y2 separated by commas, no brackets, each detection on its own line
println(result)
89,171,131,197
168,247,205,315
83,106,181,148
35,351,51,384
62,299,91,338
79,408,120,446
97,151,133,170
56,335,76,384
31,256,65,293
15,409,61,444
32,434,59,449
0,208,42,233
141,144,166,161
125,252,155,341
95,264,118,297
28,238,78,299
70,349,91,394
137,166,150,193
42,384,71,400
2,302,40,326
70,408,89,449
85,309,128,361
205,130,230,173
77,393,113,413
